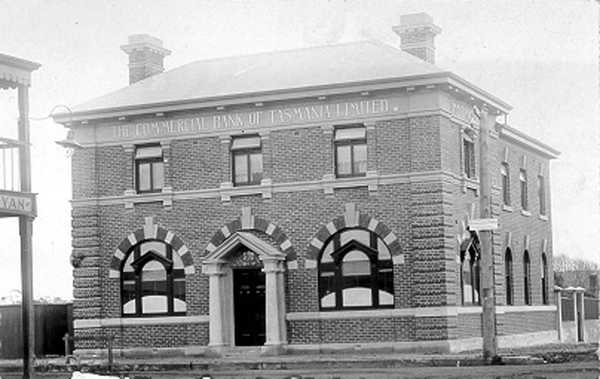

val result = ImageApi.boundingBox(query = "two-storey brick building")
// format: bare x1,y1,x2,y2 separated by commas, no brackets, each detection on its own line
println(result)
54,13,560,356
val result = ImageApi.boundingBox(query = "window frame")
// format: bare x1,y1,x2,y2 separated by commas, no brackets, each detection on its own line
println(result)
505,248,513,305
121,240,186,317
318,228,394,311
541,253,548,305
135,144,164,194
334,125,367,179
462,137,476,179
520,169,528,211
501,163,511,205
231,135,263,186
538,174,546,216
460,243,481,306
523,250,531,305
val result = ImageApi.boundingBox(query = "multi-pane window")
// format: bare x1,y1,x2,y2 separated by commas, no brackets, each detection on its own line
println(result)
523,250,531,305
505,249,513,305
231,136,263,186
501,163,511,205
334,126,367,178
460,240,481,305
520,170,528,211
463,138,476,179
318,228,394,310
538,175,546,215
135,145,164,193
541,253,548,304
121,240,186,316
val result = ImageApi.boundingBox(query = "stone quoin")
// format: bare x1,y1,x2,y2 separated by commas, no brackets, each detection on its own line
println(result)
53,13,560,356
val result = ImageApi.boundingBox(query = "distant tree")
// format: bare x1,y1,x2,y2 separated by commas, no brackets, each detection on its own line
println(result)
553,254,600,272
553,254,599,292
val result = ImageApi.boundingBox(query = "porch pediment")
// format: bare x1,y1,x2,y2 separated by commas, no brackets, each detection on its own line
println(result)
203,232,286,265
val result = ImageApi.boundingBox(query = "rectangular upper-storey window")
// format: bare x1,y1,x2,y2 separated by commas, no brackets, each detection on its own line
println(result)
334,125,367,178
135,145,164,193
538,174,546,215
520,169,528,211
463,137,476,179
501,163,511,205
231,135,263,186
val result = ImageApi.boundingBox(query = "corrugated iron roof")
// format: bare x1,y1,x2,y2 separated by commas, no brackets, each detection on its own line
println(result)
70,40,444,114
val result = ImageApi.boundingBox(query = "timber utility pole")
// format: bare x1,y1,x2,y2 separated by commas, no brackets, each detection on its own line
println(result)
475,106,499,363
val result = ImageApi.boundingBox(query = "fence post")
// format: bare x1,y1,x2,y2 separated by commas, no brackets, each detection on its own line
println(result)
555,289,562,341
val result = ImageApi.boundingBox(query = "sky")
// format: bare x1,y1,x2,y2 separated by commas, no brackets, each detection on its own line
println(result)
0,0,598,300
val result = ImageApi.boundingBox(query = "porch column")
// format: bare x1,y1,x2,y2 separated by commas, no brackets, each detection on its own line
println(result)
263,258,285,348
277,261,287,344
203,261,227,349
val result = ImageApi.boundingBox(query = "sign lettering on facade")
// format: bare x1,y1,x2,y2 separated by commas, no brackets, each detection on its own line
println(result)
112,99,391,140
0,190,36,218
73,91,470,146
468,218,498,231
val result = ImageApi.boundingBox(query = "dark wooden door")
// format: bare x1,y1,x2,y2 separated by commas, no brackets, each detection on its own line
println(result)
233,268,265,346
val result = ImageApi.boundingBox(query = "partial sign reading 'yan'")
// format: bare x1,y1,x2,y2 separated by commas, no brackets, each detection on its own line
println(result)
0,190,37,218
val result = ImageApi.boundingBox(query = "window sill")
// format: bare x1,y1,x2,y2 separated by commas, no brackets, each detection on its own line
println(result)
539,214,549,221
502,204,513,212
219,179,272,202
323,171,378,194
521,210,532,217
123,187,173,209
461,175,479,195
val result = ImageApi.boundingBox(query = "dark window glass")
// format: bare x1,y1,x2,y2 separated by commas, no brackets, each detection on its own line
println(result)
334,126,367,178
463,139,476,178
541,253,548,305
520,170,528,210
501,163,511,205
523,250,531,305
232,136,262,186
318,228,393,310
121,240,186,317
505,249,513,305
135,145,164,193
538,175,546,215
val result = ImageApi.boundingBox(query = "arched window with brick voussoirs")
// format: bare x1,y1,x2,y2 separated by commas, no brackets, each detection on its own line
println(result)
121,240,186,317
318,228,394,310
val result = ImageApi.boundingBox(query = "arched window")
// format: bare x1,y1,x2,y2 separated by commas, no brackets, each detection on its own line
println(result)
505,248,513,305
121,240,186,316
318,228,394,310
460,236,481,306
523,250,531,305
541,253,548,305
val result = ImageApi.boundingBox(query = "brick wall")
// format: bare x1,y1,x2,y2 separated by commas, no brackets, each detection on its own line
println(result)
69,94,555,350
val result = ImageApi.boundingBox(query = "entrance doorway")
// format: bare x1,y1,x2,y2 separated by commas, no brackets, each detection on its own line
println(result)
233,268,266,346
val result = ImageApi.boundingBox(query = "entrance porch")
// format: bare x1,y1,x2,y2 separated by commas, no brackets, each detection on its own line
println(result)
202,232,287,355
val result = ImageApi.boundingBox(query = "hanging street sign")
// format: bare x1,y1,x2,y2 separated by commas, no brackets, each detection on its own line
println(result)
0,190,37,218
468,218,498,231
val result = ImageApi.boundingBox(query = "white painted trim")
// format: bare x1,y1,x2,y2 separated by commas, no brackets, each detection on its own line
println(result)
71,170,467,207
499,126,560,159
286,305,557,321
73,315,209,329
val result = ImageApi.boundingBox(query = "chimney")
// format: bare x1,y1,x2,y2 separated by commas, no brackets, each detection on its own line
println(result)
393,13,441,64
121,34,171,85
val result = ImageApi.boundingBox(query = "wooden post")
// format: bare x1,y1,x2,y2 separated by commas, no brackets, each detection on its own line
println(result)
478,107,498,362
18,84,35,379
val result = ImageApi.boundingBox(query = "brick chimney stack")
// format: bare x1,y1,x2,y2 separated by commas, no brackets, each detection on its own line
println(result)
393,13,441,65
121,34,171,85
